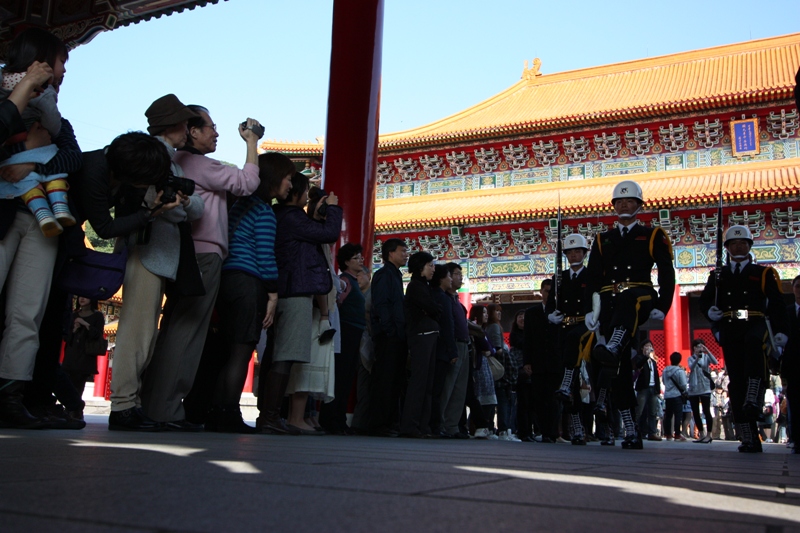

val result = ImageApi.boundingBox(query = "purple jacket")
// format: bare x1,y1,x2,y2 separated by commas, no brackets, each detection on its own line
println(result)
273,203,343,298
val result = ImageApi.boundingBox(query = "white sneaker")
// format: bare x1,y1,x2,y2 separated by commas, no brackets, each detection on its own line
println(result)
473,428,491,439
488,433,499,440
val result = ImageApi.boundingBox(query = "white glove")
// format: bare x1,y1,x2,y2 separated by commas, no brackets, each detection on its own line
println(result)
548,310,564,325
585,311,599,332
774,333,788,348
707,306,723,321
649,309,665,321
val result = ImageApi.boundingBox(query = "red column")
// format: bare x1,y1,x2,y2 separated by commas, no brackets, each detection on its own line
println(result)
321,0,384,267
664,284,689,366
458,291,472,316
94,353,109,398
243,352,255,394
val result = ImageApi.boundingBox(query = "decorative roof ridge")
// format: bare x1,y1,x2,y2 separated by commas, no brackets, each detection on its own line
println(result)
376,157,800,208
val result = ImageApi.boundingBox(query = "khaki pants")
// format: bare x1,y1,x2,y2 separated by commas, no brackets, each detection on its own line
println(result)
109,247,165,412
0,212,58,380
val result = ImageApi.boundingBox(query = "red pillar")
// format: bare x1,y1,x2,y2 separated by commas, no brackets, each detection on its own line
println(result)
243,352,255,394
664,284,690,366
458,291,472,316
321,0,384,266
94,353,109,398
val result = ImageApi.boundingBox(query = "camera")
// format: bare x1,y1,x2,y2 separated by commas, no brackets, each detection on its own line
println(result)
317,198,328,217
241,120,265,139
157,173,196,204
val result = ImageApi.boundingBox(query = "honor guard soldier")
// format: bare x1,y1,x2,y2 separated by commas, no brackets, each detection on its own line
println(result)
585,180,675,449
699,225,788,453
547,233,592,445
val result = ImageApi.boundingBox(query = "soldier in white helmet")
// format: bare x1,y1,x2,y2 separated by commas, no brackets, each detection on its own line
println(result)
699,225,788,453
547,233,593,445
585,179,675,449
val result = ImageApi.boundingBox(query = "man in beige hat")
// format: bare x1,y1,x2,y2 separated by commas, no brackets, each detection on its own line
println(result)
108,95,204,432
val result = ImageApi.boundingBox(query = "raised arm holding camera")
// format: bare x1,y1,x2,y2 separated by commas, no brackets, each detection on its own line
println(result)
140,105,264,429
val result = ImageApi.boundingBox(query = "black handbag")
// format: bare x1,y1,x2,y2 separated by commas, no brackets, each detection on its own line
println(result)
58,248,127,301
702,369,716,390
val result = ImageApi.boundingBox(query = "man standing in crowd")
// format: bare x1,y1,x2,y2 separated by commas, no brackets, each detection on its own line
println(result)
438,262,471,439
783,275,800,454
525,279,560,443
586,179,675,449
633,340,662,441
108,95,204,431
549,234,592,445
139,106,262,429
701,225,788,452
367,238,408,436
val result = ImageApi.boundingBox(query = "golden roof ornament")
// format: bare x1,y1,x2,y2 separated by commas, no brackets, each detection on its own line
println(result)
522,58,542,81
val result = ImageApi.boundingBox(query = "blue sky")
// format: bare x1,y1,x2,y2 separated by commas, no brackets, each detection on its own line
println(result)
57,0,800,165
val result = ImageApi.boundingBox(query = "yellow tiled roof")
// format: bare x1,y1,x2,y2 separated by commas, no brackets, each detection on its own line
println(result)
378,33,800,149
260,139,324,155
374,159,800,231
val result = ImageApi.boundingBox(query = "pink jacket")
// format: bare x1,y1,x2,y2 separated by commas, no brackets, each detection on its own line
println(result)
173,150,259,259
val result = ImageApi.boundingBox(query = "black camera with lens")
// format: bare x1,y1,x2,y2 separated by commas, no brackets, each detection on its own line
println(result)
241,120,265,139
157,173,196,204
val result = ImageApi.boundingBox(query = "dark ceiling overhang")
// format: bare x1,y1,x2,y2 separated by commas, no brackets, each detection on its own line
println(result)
1,0,226,59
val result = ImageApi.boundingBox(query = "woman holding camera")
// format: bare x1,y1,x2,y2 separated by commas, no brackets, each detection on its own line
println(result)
688,339,718,443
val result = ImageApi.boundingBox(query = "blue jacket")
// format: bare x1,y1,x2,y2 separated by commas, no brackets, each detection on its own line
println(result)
273,203,342,298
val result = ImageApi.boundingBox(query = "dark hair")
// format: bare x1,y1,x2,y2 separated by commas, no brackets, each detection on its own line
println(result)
107,132,170,186
691,339,706,349
4,27,68,73
431,263,449,287
511,310,525,334
469,304,487,325
640,339,653,352
407,251,434,277
279,171,309,204
793,275,800,286
540,279,552,290
184,105,210,146
255,152,295,201
445,262,462,275
669,351,682,366
486,303,502,325
337,243,363,271
381,238,406,263
74,297,99,311
308,186,325,217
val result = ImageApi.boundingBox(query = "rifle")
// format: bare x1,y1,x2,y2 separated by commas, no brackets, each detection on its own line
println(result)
714,188,723,306
554,200,563,310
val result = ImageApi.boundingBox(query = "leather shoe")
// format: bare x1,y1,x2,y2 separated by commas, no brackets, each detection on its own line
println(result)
600,436,615,446
164,419,204,432
30,404,85,430
646,433,662,441
571,436,587,445
287,423,324,436
108,407,161,432
554,388,572,403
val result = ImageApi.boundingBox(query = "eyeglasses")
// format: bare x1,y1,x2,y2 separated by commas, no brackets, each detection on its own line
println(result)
200,123,217,132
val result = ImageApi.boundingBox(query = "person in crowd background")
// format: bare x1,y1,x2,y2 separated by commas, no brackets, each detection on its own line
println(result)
399,252,439,438
634,340,662,441
203,152,293,433
439,262,471,440
662,351,688,441
319,243,365,435
509,310,527,439
688,338,718,443
139,106,262,429
367,238,408,437
783,275,800,453
428,264,456,438
487,304,518,441
61,297,105,404
257,172,341,435
469,305,498,439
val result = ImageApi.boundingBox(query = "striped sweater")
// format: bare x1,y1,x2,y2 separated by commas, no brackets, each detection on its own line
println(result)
222,196,278,290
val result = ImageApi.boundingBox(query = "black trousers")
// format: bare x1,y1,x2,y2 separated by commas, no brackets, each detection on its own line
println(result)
719,321,769,423
690,393,713,434
320,322,364,432
367,334,407,431
400,332,437,435
531,372,560,440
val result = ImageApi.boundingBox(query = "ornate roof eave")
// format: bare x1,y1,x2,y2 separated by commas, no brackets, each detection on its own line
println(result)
376,89,795,152
0,1,227,54
374,158,800,232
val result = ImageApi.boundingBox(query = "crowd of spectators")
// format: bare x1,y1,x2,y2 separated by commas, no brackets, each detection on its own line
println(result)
0,28,796,454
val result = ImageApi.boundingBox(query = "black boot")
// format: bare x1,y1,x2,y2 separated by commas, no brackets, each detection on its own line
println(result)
256,370,299,435
0,379,44,429
208,405,259,434
554,369,574,403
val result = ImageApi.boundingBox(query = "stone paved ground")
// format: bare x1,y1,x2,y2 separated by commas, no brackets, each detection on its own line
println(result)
0,415,798,533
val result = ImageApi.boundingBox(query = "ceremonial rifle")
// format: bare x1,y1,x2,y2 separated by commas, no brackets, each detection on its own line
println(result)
554,200,563,310
714,188,723,306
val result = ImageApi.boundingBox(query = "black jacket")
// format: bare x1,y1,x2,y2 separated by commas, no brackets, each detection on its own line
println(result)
404,277,440,337
634,356,660,391
370,261,406,339
586,224,675,314
432,287,457,362
524,302,559,374
782,302,800,381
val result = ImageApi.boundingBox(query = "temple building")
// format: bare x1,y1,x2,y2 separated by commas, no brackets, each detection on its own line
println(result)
263,33,800,366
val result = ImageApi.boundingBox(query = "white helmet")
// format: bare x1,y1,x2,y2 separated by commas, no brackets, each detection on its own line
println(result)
611,180,644,204
724,225,754,246
563,234,589,252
